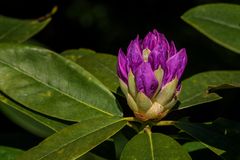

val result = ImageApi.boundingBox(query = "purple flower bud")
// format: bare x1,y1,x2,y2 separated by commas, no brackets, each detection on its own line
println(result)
117,29,187,121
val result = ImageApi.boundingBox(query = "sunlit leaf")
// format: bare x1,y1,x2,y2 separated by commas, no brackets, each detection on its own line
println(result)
0,16,50,43
63,50,121,95
120,132,191,160
179,71,240,109
61,48,96,61
0,146,23,160
17,117,127,160
0,93,68,137
74,54,119,94
77,152,107,160
0,44,122,122
182,3,240,54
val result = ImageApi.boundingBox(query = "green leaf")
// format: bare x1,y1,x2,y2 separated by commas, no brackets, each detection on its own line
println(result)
0,16,50,43
182,141,224,156
0,44,122,122
61,48,96,61
76,54,119,94
0,146,23,160
175,118,240,159
63,50,120,94
0,93,68,137
179,71,240,109
182,3,240,54
120,132,191,160
182,141,207,153
17,117,127,160
77,152,107,160
113,132,129,159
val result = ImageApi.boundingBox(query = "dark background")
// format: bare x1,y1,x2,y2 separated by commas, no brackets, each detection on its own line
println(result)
0,0,239,152
0,0,239,75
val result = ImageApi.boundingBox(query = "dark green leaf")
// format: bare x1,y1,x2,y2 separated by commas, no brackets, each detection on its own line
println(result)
0,16,50,43
61,48,96,61
77,152,107,160
0,44,122,122
0,146,23,160
63,50,120,94
182,141,207,153
113,132,128,159
17,117,127,160
182,3,240,54
175,119,240,159
179,71,240,109
211,118,240,159
75,54,119,94
120,132,191,160
182,141,224,156
0,93,68,137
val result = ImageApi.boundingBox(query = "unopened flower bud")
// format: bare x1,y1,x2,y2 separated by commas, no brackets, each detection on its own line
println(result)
117,29,187,121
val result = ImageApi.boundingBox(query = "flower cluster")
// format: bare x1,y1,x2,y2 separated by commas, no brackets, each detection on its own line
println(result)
117,29,187,121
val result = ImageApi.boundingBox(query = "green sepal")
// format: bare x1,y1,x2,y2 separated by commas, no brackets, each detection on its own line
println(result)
153,67,164,98
143,48,151,62
164,97,177,110
145,102,164,120
136,92,152,112
128,69,137,98
126,93,138,112
155,78,178,106
119,79,128,96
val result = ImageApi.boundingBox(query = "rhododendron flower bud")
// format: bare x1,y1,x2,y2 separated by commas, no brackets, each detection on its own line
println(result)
117,29,187,121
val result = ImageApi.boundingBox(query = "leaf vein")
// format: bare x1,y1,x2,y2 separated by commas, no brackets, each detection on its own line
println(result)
0,59,113,118
38,119,124,160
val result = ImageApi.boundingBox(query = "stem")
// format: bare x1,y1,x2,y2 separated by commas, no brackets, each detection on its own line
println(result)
127,122,139,133
144,125,152,135
123,117,141,123
144,125,154,160
154,120,175,126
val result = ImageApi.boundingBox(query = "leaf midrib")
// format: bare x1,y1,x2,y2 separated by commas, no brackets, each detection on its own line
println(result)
189,15,240,31
0,95,62,132
37,119,125,160
0,58,113,118
0,22,24,41
147,133,155,160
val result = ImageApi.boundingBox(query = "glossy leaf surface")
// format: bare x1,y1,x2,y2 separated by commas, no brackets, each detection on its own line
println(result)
0,93,68,137
0,44,122,122
182,3,240,53
121,132,191,160
179,71,240,109
17,117,127,160
0,146,23,160
63,50,120,94
0,16,50,43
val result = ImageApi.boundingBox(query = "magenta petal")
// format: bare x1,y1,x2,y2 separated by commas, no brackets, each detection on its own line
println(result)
165,48,187,83
175,48,187,79
135,63,159,98
169,41,177,57
117,49,128,84
148,44,168,71
142,31,158,50
155,30,170,52
127,36,143,74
